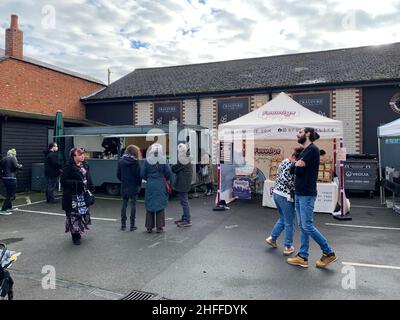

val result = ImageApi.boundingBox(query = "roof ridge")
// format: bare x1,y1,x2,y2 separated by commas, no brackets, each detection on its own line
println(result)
134,42,400,71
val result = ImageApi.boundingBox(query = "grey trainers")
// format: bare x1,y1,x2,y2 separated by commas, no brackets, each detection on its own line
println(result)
177,221,192,227
265,236,278,248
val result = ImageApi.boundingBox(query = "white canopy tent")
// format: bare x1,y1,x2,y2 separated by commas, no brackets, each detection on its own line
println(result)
377,117,400,203
215,92,348,216
218,92,343,140
378,118,400,137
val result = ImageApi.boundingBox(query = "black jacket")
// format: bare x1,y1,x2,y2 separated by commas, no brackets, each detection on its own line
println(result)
117,155,141,196
171,161,193,193
44,150,62,178
0,156,22,179
294,144,320,196
61,160,93,213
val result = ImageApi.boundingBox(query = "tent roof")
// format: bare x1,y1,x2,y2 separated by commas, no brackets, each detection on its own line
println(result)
378,117,400,137
218,92,343,140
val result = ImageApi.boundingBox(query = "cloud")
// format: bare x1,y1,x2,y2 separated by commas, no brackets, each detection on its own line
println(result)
0,0,399,83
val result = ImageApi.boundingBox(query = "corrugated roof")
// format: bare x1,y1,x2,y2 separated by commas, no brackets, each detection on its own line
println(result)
0,48,104,85
84,42,400,101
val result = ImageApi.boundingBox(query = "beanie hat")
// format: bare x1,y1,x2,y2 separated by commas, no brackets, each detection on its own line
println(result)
7,148,17,157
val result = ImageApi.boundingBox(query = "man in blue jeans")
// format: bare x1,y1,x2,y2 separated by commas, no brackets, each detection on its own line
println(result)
287,127,337,268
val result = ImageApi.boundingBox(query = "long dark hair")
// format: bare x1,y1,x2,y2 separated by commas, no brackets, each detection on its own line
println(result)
292,147,304,160
304,127,320,142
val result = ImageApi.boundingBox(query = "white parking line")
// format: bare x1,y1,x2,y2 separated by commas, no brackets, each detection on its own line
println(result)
94,196,144,203
148,242,161,248
13,208,117,222
342,262,400,270
14,199,51,208
326,223,400,231
351,205,388,209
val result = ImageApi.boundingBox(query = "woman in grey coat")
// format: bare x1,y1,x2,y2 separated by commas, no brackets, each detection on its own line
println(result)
142,144,172,233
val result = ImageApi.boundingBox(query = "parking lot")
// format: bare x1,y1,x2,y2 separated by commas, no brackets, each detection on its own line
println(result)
1,192,400,300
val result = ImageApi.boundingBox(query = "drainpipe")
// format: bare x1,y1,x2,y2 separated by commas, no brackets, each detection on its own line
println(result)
196,96,201,126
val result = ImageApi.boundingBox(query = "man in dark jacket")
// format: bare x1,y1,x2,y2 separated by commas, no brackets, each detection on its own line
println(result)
117,145,142,231
44,143,62,203
172,144,193,227
1,148,22,214
287,127,337,269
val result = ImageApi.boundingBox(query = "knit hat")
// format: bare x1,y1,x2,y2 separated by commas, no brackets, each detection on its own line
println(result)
7,148,17,157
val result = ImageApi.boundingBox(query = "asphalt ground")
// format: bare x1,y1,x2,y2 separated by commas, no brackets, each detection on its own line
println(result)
1,191,399,300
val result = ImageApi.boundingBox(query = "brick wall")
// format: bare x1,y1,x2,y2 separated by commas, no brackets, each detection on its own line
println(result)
254,94,269,108
135,101,153,125
183,99,197,125
332,88,362,154
0,59,104,120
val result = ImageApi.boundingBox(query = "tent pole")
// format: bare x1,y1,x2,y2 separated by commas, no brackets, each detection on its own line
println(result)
378,134,384,205
334,136,352,220
213,140,226,211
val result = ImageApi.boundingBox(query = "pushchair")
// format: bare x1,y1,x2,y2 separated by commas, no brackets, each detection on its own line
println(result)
0,242,20,300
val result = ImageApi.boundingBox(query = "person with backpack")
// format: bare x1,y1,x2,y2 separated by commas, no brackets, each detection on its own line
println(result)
0,149,22,215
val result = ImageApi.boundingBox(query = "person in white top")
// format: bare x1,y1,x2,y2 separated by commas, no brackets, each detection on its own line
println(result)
265,147,303,255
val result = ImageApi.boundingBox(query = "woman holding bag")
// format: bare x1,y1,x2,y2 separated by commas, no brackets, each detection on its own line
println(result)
61,148,94,245
142,143,172,233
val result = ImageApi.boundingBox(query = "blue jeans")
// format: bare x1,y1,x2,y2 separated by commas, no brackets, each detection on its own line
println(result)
271,193,295,247
121,193,137,227
296,195,333,259
178,192,191,222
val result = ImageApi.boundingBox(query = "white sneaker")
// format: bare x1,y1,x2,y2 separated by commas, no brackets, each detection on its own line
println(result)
265,236,278,248
283,246,295,256
0,210,13,216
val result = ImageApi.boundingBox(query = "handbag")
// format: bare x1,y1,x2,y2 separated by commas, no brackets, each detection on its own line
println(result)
84,188,95,206
156,164,171,194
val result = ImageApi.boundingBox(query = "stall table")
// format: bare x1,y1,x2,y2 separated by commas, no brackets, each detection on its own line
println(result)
262,179,338,213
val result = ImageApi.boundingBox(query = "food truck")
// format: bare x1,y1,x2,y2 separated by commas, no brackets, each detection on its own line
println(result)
58,123,212,195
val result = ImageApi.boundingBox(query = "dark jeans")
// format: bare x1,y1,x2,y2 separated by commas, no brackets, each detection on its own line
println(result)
121,193,138,227
46,177,59,202
1,179,17,211
206,182,213,192
178,192,191,222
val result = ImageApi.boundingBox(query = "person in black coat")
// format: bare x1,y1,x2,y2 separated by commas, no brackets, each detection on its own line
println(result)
44,142,62,203
172,143,193,227
117,145,142,231
61,148,94,245
0,148,22,214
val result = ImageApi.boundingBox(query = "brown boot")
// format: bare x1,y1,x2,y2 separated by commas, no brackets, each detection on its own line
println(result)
316,252,337,268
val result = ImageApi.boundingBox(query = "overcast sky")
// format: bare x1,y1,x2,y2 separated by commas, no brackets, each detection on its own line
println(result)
1,0,399,84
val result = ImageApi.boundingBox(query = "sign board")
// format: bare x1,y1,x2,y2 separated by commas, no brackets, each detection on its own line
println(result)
293,92,331,117
217,97,249,124
343,160,378,191
154,102,182,125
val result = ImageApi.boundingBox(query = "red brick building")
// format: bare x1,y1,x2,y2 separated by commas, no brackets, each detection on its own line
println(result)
0,15,106,191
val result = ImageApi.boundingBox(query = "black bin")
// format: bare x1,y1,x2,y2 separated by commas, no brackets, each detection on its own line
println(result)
343,154,378,196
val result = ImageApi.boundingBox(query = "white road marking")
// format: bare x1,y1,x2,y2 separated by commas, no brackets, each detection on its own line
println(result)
225,225,239,229
351,205,388,209
326,223,400,231
0,231,19,235
148,242,161,248
14,199,50,208
94,196,144,203
13,208,117,222
342,262,400,270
